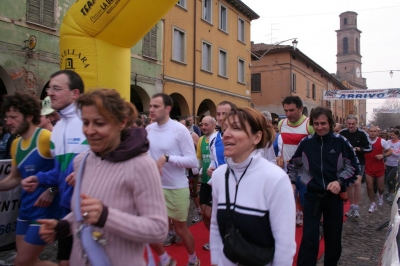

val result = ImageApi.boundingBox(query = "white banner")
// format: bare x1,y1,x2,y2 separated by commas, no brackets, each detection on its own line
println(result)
0,160,20,250
323,88,400,100
373,108,400,114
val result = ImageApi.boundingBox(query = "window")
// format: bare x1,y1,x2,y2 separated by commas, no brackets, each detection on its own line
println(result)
172,27,186,63
355,38,359,54
306,80,310,97
238,58,245,83
343,37,348,54
238,18,245,42
312,84,316,100
202,0,212,23
292,73,296,92
326,100,331,108
177,0,186,8
142,26,157,58
202,41,212,72
219,49,227,77
344,18,347,25
251,73,261,92
27,0,55,28
219,4,228,32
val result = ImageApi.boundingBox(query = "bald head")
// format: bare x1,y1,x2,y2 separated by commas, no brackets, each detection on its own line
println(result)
200,115,216,136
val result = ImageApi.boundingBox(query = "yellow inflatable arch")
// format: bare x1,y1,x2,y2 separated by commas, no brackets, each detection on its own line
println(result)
60,0,177,99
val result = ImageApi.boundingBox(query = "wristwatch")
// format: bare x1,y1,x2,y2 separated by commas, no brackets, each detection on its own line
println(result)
164,154,170,162
49,187,57,194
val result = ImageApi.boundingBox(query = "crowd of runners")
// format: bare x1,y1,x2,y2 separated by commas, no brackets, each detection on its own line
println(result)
0,69,396,266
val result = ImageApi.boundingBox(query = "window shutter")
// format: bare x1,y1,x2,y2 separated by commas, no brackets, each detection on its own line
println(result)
238,19,244,41
143,32,151,57
42,0,55,28
150,26,157,58
173,30,183,61
251,73,261,92
27,0,41,24
202,43,208,70
238,60,244,83
220,7,226,31
219,51,226,76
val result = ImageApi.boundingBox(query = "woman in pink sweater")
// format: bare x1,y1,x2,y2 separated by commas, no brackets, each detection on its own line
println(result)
38,89,168,265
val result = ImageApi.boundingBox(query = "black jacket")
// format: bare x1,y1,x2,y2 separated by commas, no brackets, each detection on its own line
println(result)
340,128,372,165
287,131,359,194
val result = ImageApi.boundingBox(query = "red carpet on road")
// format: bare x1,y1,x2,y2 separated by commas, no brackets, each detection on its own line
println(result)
149,201,350,266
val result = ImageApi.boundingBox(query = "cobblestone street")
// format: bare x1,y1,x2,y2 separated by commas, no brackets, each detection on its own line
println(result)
318,183,392,265
0,183,393,265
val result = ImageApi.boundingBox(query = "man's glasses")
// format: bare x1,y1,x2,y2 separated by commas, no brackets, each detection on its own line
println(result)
46,86,69,93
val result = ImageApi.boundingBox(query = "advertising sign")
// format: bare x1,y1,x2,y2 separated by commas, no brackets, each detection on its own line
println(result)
0,160,20,250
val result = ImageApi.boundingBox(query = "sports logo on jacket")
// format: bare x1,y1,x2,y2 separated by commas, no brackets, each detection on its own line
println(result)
67,138,81,144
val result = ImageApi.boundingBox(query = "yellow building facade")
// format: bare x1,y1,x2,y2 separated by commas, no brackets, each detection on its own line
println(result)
162,0,259,119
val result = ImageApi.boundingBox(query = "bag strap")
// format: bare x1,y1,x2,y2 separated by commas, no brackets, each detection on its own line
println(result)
73,152,90,223
224,159,253,221
224,167,231,217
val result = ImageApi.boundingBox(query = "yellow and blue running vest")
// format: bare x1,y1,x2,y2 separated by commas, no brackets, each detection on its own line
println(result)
11,128,60,220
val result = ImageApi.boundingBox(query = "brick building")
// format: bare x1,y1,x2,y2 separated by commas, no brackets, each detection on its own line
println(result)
250,43,348,123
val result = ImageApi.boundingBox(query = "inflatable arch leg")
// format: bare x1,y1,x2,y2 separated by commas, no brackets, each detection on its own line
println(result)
60,0,177,99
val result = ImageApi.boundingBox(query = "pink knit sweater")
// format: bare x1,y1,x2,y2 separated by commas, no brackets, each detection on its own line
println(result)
64,151,168,266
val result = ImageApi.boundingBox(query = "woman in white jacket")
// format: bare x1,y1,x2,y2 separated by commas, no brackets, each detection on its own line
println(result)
210,107,296,266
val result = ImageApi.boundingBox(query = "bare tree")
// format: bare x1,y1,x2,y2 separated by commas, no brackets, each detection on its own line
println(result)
369,99,400,129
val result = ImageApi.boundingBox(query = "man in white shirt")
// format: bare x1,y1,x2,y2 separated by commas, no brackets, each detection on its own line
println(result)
147,93,199,266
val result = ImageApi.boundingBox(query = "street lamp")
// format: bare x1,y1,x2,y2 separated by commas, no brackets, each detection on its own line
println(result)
390,70,400,78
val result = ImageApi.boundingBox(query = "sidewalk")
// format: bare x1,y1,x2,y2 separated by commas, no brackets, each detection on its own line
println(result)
317,183,391,265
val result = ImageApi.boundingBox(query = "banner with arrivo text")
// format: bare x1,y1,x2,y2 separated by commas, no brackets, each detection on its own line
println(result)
0,160,20,250
324,88,400,100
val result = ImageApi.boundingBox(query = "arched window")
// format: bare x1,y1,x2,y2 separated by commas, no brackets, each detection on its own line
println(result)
344,18,347,25
343,37,348,54
355,38,359,54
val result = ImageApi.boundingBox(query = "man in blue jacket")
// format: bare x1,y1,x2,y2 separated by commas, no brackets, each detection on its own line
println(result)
21,70,89,266
287,106,359,266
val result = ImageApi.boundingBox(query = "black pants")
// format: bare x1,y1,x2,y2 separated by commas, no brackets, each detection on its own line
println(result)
386,165,398,192
297,192,343,266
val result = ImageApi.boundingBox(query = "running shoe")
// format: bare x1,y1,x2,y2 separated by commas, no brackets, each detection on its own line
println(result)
187,259,201,266
192,212,202,223
203,243,210,250
368,202,377,213
353,209,360,218
378,194,384,206
345,206,354,217
158,258,177,266
387,193,395,202
163,233,181,246
0,252,16,266
296,211,303,227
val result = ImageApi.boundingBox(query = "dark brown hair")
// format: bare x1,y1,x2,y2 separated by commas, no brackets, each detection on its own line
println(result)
1,92,41,125
309,106,335,131
76,89,137,128
224,107,275,149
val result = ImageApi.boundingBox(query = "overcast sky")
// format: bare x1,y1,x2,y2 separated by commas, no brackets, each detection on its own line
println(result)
244,0,400,122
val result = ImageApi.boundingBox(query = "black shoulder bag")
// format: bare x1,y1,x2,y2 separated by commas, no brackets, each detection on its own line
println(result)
223,163,275,266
